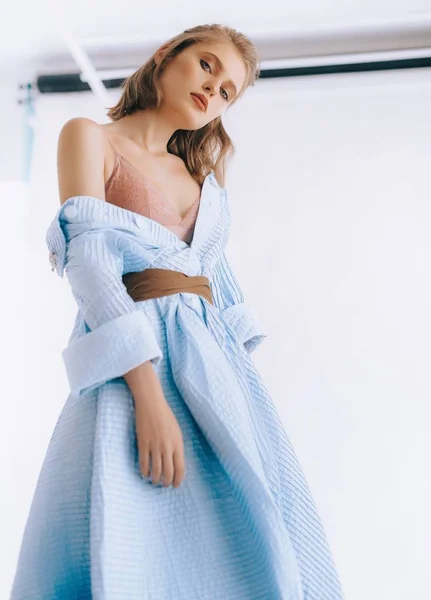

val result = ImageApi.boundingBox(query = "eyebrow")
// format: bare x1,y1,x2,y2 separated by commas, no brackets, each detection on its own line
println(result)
205,51,238,97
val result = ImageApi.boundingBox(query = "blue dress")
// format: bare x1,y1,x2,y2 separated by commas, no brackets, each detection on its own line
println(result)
10,172,344,599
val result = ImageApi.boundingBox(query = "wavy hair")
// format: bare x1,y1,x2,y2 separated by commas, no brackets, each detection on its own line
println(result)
105,24,260,185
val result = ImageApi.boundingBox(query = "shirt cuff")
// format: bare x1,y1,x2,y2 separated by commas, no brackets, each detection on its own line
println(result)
61,311,163,398
221,303,268,353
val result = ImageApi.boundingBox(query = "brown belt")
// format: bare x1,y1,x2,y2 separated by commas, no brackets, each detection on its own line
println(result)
122,268,214,305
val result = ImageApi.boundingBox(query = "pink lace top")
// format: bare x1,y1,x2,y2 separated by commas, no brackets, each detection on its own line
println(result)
105,139,201,245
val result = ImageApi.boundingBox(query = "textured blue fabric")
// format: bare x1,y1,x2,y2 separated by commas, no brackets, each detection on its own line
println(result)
11,171,344,599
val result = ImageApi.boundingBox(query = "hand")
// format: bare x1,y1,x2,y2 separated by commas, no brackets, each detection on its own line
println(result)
134,394,186,488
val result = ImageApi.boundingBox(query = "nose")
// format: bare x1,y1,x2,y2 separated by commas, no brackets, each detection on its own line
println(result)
204,81,218,96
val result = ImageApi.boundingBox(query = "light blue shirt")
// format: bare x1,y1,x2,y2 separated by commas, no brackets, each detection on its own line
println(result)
10,171,344,599
46,170,267,399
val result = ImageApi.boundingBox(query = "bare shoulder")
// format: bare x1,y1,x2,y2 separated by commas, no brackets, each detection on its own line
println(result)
57,117,107,205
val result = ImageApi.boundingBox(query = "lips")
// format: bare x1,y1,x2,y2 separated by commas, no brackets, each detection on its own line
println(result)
190,93,207,111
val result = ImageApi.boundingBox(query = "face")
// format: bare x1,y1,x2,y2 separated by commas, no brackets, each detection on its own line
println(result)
155,40,247,129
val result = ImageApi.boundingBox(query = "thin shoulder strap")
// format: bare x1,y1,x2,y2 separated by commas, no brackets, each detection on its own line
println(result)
104,136,121,188
106,136,119,157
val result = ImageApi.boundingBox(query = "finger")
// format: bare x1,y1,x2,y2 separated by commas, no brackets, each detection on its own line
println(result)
139,446,151,478
161,451,174,487
151,450,162,486
172,448,185,488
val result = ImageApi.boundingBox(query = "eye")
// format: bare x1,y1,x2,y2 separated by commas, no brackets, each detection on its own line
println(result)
200,59,229,102
200,59,211,71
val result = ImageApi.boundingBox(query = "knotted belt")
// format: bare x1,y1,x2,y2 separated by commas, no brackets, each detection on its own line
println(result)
122,268,214,305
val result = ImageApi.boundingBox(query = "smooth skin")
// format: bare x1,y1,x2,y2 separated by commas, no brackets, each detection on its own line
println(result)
57,39,247,488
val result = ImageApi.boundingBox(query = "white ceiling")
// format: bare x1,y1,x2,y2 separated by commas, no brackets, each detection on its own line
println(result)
2,1,431,77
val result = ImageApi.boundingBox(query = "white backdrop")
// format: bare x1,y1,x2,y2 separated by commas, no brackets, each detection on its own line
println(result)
2,66,431,599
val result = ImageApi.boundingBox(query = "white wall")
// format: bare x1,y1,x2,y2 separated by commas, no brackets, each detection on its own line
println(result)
2,66,431,599
225,67,431,599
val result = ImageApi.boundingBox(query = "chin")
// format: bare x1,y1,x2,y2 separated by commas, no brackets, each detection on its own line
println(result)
185,122,206,132
180,111,207,130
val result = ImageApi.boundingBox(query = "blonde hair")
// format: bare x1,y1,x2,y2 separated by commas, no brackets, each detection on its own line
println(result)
106,24,260,185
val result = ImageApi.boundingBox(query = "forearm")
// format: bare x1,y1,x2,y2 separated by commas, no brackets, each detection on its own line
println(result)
124,360,165,409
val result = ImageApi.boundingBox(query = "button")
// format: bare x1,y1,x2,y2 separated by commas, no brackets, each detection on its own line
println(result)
63,205,77,218
49,251,57,271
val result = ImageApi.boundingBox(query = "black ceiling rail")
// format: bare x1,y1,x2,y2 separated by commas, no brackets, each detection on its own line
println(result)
36,56,431,94
258,56,431,78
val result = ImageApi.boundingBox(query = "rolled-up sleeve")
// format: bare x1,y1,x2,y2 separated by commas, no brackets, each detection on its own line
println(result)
210,250,267,353
48,227,163,398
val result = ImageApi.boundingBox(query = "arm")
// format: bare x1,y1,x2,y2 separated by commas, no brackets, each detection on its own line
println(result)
54,118,163,399
210,249,268,354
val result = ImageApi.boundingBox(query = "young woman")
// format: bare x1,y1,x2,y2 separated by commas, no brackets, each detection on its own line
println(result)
11,24,344,600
